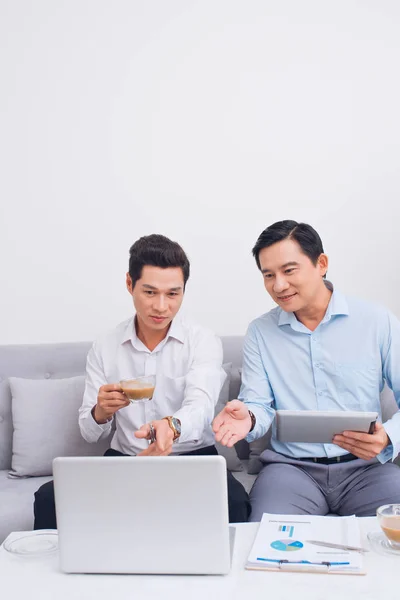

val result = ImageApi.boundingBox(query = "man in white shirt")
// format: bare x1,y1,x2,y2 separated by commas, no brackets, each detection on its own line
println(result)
34,234,250,526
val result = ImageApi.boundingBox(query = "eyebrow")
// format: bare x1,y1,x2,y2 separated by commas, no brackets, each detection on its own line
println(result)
142,284,183,291
261,261,300,274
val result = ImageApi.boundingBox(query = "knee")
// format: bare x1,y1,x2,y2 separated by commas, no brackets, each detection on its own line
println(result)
34,480,54,504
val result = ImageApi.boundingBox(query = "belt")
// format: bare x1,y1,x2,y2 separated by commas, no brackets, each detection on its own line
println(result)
296,453,358,465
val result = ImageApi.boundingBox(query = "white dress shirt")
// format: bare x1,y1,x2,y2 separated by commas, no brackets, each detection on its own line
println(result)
78,314,226,455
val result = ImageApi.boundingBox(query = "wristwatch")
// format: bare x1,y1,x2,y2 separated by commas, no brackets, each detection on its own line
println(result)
248,410,256,432
163,416,182,441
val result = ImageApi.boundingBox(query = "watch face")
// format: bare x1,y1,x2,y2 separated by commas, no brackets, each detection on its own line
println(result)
172,417,181,435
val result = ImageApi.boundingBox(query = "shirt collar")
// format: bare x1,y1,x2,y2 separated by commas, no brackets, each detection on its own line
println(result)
323,286,349,321
166,314,186,343
278,282,349,329
121,314,186,348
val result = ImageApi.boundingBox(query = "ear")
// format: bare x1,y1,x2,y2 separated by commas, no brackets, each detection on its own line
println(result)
126,272,134,295
318,254,329,277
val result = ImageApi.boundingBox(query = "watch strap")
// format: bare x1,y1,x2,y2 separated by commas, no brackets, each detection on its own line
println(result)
248,410,256,432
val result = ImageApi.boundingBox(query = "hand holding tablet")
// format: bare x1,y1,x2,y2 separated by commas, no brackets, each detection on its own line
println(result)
276,410,378,444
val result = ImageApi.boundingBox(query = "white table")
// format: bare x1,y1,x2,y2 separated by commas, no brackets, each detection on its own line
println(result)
1,519,399,600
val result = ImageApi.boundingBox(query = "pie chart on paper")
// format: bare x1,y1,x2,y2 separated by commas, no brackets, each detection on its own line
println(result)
270,539,304,552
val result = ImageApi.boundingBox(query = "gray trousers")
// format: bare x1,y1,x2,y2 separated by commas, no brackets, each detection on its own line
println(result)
249,449,400,522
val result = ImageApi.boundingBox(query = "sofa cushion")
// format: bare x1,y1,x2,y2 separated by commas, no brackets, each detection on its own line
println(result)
248,431,272,474
9,376,111,477
229,366,242,401
230,461,256,494
214,364,243,472
0,470,52,543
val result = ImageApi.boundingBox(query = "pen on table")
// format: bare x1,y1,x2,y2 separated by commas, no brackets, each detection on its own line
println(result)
306,540,369,553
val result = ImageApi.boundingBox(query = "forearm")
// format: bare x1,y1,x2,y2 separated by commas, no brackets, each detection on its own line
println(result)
175,334,225,443
173,397,214,444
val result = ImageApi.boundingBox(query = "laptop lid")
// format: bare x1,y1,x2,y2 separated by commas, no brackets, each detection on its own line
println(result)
53,455,231,574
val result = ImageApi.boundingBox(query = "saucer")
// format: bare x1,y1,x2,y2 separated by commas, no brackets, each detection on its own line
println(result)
367,531,400,557
3,531,58,557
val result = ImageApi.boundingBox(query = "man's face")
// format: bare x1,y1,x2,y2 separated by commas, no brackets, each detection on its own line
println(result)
126,265,185,333
258,238,328,313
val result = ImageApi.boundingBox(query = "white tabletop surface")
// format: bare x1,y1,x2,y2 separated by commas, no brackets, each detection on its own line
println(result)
1,518,399,600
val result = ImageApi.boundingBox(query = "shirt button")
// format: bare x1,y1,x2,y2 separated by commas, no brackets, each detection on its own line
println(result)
318,391,323,396
44,373,51,379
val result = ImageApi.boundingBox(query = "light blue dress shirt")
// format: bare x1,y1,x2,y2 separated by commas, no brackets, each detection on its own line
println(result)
242,286,400,463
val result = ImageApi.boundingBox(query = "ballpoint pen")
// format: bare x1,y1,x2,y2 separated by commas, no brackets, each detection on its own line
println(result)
306,540,369,553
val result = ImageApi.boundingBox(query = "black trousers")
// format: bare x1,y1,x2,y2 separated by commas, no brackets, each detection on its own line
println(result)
33,445,250,529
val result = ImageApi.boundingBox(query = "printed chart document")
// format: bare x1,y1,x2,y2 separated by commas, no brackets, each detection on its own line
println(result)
246,514,365,575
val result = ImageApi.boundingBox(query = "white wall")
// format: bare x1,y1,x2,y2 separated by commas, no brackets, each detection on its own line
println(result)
1,0,400,344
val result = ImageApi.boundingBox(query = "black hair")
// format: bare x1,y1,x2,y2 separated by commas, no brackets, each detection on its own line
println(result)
128,234,190,289
252,220,325,272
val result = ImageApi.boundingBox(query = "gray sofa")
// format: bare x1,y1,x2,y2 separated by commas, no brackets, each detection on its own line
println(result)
0,337,257,544
1,337,399,544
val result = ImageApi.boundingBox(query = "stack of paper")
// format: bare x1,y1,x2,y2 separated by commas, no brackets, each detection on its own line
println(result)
246,514,365,575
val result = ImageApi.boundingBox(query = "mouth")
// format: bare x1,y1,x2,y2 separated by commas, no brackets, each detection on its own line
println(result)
277,293,297,303
150,316,168,324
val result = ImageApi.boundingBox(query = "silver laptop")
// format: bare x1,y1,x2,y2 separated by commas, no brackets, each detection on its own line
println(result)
53,455,232,575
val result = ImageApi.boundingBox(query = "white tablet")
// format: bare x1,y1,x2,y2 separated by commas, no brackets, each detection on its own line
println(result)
275,410,378,444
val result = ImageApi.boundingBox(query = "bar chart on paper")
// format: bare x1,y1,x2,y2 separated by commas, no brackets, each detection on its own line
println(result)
270,524,304,551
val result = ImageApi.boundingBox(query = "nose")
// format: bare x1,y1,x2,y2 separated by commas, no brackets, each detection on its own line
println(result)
153,294,167,313
273,275,290,295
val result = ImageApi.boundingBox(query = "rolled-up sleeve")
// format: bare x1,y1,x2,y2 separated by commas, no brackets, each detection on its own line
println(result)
240,322,276,442
174,331,225,445
78,343,113,443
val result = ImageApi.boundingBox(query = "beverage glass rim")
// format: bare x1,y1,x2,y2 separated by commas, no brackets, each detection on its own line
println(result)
120,375,156,383
377,504,400,517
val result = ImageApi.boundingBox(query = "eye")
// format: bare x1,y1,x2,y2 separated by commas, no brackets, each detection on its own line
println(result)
284,268,295,275
264,273,274,280
144,291,155,296
168,292,179,298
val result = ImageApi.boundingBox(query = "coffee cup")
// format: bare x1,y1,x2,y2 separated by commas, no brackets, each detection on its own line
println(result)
377,504,400,550
120,375,156,403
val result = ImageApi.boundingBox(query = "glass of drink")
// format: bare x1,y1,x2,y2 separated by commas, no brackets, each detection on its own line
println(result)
377,504,400,550
120,375,156,403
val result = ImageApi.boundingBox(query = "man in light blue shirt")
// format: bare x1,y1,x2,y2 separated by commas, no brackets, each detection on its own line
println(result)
213,220,400,519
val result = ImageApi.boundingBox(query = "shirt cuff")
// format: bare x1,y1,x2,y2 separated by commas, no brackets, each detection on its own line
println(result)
83,409,113,438
377,445,393,464
382,420,400,462
172,409,201,445
244,403,273,443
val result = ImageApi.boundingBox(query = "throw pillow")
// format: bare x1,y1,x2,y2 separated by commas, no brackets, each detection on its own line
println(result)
214,363,244,472
9,376,110,477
